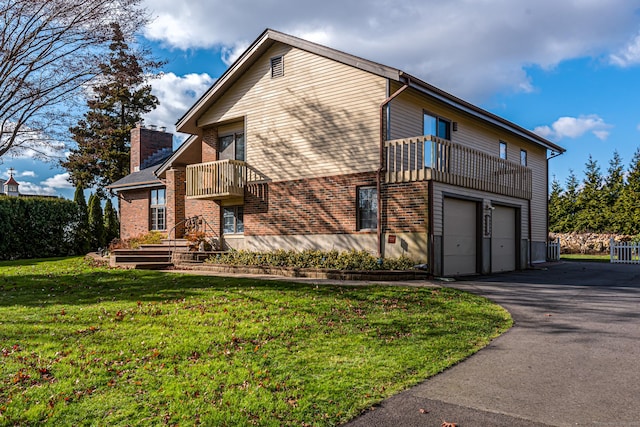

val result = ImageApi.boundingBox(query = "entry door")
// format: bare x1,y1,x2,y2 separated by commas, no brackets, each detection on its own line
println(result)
443,198,477,276
491,205,516,273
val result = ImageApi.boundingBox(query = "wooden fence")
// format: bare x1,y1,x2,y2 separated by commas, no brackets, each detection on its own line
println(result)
547,238,560,261
610,238,640,264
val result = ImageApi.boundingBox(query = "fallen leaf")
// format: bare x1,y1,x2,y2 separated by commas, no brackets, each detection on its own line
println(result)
419,408,430,414
442,422,457,427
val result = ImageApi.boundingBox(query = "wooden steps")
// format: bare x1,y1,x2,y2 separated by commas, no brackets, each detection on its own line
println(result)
110,239,223,270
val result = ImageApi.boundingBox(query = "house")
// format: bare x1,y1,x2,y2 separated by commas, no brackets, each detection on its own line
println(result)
109,29,565,276
1,170,20,197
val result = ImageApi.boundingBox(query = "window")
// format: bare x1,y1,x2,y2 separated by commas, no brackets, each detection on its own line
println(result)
499,141,507,160
219,133,245,161
520,149,528,166
424,112,451,140
223,206,244,234
357,187,378,230
271,55,284,78
150,188,166,231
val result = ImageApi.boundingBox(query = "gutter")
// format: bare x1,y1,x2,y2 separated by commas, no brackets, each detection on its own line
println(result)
377,78,410,258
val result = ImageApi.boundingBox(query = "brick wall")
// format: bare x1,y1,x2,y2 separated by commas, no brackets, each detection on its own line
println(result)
202,127,218,163
130,126,173,172
119,189,150,239
244,172,379,236
180,172,430,240
383,181,429,233
166,167,186,238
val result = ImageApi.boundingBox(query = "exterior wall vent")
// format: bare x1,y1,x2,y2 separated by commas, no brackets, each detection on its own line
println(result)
271,55,284,78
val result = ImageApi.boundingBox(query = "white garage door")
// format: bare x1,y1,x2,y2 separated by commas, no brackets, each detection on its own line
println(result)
491,205,516,273
443,198,477,276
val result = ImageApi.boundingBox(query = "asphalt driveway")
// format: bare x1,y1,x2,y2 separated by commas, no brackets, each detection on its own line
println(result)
344,262,640,427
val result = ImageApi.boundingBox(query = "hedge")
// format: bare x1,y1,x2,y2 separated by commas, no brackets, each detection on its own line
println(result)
0,196,82,260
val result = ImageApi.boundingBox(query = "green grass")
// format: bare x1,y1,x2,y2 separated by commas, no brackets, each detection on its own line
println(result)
561,253,610,262
0,257,512,426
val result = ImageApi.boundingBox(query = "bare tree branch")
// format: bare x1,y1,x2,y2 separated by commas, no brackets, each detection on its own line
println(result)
0,0,149,158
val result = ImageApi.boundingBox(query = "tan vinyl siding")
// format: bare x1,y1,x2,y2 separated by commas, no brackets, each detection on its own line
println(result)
432,182,529,239
388,83,549,244
198,44,387,182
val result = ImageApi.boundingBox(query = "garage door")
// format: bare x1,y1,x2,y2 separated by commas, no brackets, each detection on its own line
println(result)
491,205,516,273
443,198,477,276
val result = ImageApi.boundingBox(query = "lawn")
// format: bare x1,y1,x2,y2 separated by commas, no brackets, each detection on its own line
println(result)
561,254,610,262
0,257,512,426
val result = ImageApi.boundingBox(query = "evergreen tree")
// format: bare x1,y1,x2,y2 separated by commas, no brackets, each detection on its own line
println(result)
72,186,90,254
103,198,120,246
88,194,105,250
618,149,640,235
560,170,581,232
575,156,604,232
603,151,625,232
548,176,564,232
62,23,161,192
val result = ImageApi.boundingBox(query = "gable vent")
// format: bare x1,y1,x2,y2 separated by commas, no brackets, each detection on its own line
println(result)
270,55,284,78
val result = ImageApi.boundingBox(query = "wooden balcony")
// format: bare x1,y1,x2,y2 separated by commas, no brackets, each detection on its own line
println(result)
385,136,532,199
186,159,247,200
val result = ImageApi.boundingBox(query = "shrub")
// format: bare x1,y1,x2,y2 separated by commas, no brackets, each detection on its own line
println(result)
108,231,164,250
206,249,417,271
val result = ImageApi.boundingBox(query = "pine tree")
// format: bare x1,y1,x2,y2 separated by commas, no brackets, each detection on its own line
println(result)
575,156,604,232
618,149,640,235
559,170,580,232
88,194,105,250
103,198,120,246
62,23,161,192
72,186,90,254
603,151,625,233
548,176,564,232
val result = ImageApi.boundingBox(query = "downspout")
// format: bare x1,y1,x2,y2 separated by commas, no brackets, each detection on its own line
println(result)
542,150,563,264
377,78,410,258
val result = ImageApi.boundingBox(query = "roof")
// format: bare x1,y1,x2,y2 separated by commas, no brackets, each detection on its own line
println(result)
6,175,19,186
107,163,165,192
173,28,564,160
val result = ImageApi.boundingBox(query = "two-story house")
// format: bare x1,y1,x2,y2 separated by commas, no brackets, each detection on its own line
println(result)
109,29,565,277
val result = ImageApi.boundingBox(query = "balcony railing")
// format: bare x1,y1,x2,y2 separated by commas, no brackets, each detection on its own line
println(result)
385,135,532,199
186,159,247,200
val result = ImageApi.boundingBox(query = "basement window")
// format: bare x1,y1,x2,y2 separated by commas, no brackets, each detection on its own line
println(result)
357,186,378,231
270,55,284,78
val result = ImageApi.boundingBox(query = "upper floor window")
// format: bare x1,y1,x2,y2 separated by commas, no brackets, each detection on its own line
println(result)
223,206,244,234
150,188,166,231
424,112,451,140
357,186,378,230
271,55,284,78
520,149,528,166
219,133,245,162
499,141,507,160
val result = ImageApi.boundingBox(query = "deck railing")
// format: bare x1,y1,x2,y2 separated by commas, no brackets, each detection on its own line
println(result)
186,159,247,199
385,135,532,199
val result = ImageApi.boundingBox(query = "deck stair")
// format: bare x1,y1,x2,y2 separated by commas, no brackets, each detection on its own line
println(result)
110,239,191,269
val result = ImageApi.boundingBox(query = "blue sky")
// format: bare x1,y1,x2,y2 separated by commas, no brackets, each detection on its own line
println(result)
3,0,640,198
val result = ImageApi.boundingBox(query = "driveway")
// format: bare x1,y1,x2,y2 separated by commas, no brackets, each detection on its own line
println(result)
344,262,640,426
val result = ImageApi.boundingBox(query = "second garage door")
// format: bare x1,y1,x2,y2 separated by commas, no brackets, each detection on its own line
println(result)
443,198,477,276
491,205,516,273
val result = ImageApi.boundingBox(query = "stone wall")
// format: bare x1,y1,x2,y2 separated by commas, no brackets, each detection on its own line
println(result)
550,232,637,254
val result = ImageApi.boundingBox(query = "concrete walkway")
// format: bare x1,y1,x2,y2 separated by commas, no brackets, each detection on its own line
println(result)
344,262,640,426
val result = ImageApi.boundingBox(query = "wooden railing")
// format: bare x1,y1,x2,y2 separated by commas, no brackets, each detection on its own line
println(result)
385,135,532,199
186,159,247,199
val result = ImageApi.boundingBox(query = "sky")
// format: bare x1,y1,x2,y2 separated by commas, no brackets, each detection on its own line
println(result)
3,0,640,198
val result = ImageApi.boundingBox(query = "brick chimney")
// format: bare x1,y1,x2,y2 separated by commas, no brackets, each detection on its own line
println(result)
130,122,173,173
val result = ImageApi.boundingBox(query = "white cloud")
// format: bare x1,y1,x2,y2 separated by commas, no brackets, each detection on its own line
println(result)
14,173,74,196
143,72,215,138
534,115,612,141
142,0,640,101
610,32,640,67
18,170,36,177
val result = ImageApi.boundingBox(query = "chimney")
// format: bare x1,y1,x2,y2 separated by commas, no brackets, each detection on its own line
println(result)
130,123,173,172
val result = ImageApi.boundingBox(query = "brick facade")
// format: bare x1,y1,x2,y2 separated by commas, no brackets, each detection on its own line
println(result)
202,127,218,163
166,167,186,238
118,189,150,239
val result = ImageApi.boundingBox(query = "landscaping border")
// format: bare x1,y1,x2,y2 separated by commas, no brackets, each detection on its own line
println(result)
174,262,432,281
